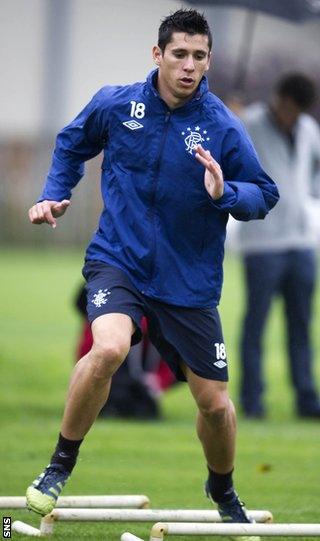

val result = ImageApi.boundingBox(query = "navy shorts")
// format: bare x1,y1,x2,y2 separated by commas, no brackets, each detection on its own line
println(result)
82,260,228,382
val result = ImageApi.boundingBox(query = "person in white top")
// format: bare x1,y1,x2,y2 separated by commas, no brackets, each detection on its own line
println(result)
238,73,320,418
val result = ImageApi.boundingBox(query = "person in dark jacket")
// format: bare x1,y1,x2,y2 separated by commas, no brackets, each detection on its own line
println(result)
26,9,279,524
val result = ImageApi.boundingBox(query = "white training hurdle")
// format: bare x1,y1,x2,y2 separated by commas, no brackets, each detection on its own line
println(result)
11,506,320,538
12,508,272,537
0,494,150,509
121,523,320,540
144,522,320,539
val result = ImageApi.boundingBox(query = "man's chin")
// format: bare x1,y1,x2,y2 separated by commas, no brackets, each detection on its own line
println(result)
174,85,196,99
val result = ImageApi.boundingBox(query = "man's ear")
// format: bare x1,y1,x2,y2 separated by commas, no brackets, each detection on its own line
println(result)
152,45,162,66
205,52,212,72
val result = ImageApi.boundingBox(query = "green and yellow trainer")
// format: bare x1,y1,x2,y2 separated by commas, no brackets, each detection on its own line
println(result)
26,464,70,516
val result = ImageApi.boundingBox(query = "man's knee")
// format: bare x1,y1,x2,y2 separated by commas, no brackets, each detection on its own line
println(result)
90,338,130,379
198,394,232,427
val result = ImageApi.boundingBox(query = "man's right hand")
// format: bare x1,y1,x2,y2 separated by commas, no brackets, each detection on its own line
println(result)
28,199,70,228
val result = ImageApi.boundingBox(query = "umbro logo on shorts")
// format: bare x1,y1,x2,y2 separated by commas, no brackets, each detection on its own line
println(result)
213,360,227,369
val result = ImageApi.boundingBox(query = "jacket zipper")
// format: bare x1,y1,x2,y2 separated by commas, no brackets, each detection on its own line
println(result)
147,110,171,290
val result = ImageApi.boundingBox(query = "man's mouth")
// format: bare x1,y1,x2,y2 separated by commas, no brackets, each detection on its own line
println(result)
179,77,195,86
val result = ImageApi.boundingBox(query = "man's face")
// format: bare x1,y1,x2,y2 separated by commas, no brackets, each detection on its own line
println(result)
153,32,211,108
273,96,302,132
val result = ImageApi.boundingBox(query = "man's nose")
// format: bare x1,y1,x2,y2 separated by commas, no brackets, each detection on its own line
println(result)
183,56,195,71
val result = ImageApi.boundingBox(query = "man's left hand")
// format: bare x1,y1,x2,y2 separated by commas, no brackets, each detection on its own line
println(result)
195,144,224,200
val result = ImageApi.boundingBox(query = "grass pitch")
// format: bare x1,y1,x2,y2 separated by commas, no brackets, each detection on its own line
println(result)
0,247,320,540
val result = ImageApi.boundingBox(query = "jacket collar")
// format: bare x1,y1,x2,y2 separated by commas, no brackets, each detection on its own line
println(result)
144,68,209,112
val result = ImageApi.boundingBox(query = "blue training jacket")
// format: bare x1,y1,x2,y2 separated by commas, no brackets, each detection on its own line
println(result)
39,69,279,307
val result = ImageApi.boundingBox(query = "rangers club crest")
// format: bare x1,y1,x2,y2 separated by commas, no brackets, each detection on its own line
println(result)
91,288,111,308
181,126,210,154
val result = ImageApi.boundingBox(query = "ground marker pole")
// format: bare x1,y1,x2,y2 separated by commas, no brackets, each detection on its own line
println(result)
12,521,42,537
148,521,320,539
121,534,145,541
0,495,150,509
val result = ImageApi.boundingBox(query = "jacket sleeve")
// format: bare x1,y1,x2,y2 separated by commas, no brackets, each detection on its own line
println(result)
209,124,279,221
38,88,109,202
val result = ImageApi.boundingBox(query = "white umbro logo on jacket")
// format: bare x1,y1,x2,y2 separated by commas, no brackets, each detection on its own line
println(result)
123,120,144,130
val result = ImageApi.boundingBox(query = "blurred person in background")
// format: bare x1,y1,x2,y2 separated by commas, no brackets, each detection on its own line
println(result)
238,73,320,419
26,8,278,524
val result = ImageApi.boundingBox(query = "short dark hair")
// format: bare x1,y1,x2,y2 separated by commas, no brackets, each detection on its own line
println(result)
276,73,316,110
158,9,212,53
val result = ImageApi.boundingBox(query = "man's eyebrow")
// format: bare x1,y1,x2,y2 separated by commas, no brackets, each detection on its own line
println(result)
171,47,208,54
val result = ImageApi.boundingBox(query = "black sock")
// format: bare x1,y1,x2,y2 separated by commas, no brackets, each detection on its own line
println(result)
50,433,83,473
207,466,234,503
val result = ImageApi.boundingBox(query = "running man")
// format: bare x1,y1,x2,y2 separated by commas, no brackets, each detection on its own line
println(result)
26,9,279,523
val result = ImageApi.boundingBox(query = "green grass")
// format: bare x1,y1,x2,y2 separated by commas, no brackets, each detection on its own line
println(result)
0,247,320,540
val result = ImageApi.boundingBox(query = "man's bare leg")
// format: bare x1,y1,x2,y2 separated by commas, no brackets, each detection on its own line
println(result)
184,364,253,526
61,313,135,439
26,313,135,515
184,365,236,473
